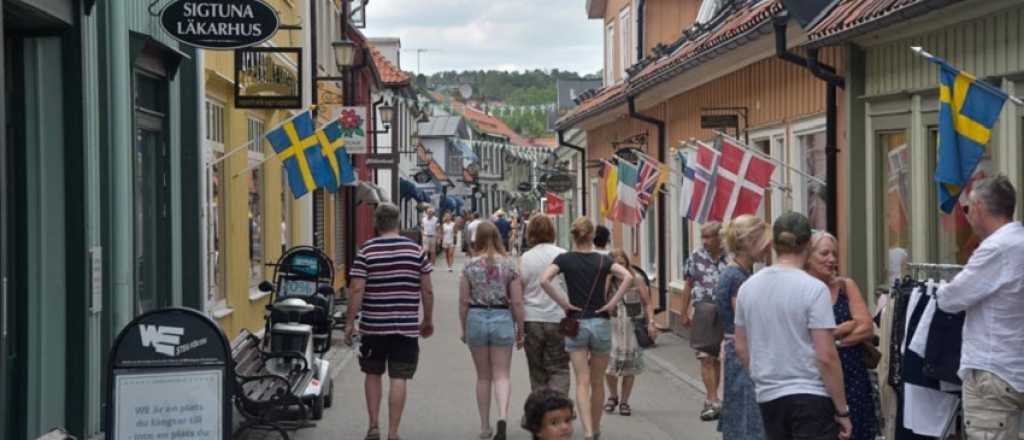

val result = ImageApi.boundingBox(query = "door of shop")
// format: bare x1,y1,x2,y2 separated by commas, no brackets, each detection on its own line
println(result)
133,87,172,313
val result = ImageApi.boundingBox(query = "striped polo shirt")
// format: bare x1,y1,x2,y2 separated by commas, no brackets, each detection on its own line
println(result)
349,236,432,337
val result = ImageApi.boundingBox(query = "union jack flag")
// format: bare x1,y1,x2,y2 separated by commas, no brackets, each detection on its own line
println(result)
636,157,661,217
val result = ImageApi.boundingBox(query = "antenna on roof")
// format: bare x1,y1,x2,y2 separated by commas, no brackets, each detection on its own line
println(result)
401,48,441,76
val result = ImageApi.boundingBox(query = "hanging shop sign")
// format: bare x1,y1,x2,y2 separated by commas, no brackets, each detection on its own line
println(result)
235,47,302,109
106,308,233,440
542,173,574,194
160,0,280,50
614,147,643,164
337,107,369,154
545,192,565,216
700,114,740,130
366,154,396,169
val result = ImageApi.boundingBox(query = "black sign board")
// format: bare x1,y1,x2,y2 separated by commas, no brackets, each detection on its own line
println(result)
160,0,280,50
614,147,642,164
106,308,233,440
543,173,574,194
413,170,433,184
366,154,396,169
517,182,532,193
700,114,740,129
235,47,302,109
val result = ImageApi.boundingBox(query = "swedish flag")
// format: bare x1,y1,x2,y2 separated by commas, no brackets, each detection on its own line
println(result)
932,57,1008,213
266,111,337,198
316,119,357,188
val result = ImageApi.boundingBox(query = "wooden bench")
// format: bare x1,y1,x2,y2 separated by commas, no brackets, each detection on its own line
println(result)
231,329,314,440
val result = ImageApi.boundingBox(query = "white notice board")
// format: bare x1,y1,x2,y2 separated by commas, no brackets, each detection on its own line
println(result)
113,369,223,440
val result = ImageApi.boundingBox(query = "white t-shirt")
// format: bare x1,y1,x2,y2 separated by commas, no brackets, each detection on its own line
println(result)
442,222,455,245
519,243,568,323
467,219,482,242
421,216,438,237
735,266,836,403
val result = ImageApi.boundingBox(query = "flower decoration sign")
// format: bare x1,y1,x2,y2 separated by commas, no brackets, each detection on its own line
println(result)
338,107,367,154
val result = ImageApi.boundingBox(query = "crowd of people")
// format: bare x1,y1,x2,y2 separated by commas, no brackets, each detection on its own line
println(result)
343,174,1024,440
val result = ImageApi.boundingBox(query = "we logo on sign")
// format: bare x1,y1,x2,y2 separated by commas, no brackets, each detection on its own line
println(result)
139,325,185,357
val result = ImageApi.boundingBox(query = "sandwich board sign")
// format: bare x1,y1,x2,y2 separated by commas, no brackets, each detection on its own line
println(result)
106,308,233,440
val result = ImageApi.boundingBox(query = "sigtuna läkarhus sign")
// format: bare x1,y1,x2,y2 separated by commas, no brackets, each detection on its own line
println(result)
161,0,280,50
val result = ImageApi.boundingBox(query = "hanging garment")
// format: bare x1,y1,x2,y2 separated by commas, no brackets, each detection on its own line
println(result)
923,280,966,385
908,281,937,357
899,290,960,439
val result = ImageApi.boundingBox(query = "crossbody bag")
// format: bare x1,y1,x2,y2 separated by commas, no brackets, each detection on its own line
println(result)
558,254,605,338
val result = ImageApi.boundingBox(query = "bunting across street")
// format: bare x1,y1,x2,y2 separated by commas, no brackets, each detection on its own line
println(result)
266,110,338,199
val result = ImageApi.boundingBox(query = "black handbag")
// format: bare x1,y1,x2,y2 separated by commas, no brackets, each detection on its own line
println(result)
633,317,655,348
559,255,605,338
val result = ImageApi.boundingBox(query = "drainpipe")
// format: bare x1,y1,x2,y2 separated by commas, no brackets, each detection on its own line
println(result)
627,97,667,315
557,129,586,217
774,14,843,236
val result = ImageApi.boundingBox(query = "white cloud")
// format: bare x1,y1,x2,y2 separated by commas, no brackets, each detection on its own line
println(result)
362,0,602,75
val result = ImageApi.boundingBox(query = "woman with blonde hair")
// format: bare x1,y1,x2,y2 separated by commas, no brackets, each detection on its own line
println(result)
442,213,457,272
805,231,876,440
460,221,526,440
714,215,771,440
540,216,635,440
603,249,656,417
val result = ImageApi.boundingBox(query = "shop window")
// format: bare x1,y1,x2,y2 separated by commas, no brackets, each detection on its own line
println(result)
753,132,788,222
879,131,911,287
929,128,989,265
247,118,266,287
207,151,226,308
798,130,828,231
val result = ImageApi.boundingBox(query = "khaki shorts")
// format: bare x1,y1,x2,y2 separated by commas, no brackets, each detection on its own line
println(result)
963,369,1024,440
422,235,436,251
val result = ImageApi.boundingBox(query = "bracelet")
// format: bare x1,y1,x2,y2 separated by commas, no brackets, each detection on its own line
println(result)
835,412,850,418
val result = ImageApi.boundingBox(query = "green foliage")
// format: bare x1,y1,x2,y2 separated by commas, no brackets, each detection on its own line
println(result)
500,111,549,138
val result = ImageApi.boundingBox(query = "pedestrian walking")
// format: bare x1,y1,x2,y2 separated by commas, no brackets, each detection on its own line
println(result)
935,176,1024,440
734,212,852,440
806,231,877,440
442,213,457,272
459,221,525,440
540,216,635,440
468,213,483,257
714,215,771,440
592,225,610,255
522,388,575,440
344,203,435,440
421,208,439,265
509,215,520,256
603,249,656,417
680,221,728,420
519,213,571,395
494,210,512,251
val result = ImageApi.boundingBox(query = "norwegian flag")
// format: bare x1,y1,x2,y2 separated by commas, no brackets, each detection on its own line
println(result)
706,136,776,222
636,157,661,217
680,141,720,223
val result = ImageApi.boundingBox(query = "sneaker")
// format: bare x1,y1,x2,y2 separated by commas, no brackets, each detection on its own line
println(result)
700,400,718,421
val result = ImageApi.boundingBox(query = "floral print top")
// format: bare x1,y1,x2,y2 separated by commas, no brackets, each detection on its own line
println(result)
462,256,520,306
684,248,728,303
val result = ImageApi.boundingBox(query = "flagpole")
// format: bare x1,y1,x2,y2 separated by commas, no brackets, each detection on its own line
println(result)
701,132,828,187
910,46,1024,106
231,153,279,179
207,139,257,168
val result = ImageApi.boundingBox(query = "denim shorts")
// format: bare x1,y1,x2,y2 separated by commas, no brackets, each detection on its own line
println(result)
466,308,515,348
564,317,612,353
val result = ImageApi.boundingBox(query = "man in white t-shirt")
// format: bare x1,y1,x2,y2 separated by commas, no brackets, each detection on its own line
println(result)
421,208,439,264
466,212,482,256
735,212,851,440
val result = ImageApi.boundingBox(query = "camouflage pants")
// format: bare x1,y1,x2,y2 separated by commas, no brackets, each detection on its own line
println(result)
523,321,571,396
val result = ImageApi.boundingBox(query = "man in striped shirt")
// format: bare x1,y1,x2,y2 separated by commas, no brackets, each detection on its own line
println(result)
345,203,435,440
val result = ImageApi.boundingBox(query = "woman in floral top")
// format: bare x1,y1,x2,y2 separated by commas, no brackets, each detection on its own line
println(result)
460,221,525,440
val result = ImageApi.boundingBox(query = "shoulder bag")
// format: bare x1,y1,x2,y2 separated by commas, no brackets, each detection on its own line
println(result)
559,254,604,338
690,298,723,357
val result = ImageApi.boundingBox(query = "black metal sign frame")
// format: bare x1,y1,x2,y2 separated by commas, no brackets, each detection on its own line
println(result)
106,308,233,440
235,47,303,109
160,0,280,50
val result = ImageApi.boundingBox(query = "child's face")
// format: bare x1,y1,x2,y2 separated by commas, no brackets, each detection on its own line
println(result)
537,408,574,440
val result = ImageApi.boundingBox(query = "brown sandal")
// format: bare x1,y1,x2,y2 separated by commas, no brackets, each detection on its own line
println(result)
364,427,381,440
619,402,632,416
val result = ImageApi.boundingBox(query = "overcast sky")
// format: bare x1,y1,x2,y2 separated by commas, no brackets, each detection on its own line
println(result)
362,0,603,76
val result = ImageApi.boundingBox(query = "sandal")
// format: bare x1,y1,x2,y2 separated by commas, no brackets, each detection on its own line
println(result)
603,396,619,413
364,427,381,440
619,402,632,416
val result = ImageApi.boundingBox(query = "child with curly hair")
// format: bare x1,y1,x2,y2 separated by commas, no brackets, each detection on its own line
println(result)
521,389,575,440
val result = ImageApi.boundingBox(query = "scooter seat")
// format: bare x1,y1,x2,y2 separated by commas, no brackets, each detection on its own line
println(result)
272,323,313,335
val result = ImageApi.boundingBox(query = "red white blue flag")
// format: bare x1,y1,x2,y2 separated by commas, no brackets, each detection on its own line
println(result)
706,136,775,222
636,157,661,217
680,141,720,223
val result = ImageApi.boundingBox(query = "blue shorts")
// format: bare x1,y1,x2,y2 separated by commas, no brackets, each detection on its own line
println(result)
466,309,515,348
564,318,612,354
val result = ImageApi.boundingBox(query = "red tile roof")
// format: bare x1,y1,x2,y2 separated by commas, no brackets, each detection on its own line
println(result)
527,137,558,149
806,0,964,46
557,0,782,128
369,45,410,87
460,106,529,146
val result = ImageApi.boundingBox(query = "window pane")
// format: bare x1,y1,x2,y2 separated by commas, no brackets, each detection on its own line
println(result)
209,152,226,304
880,131,910,286
799,131,828,231
930,129,988,265
249,168,263,286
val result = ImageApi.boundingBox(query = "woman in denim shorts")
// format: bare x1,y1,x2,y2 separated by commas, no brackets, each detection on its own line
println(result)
460,221,525,440
539,217,634,440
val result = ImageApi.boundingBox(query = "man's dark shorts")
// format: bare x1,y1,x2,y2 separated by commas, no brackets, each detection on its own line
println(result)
759,394,839,440
358,334,420,379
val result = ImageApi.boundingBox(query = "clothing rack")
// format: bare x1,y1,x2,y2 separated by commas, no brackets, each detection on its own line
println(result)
906,263,964,281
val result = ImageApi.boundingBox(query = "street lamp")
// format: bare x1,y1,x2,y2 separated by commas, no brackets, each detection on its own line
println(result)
378,100,395,125
332,39,358,70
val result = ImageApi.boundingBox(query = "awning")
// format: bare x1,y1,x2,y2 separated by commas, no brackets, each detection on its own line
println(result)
400,177,430,202
440,195,464,213
357,181,389,205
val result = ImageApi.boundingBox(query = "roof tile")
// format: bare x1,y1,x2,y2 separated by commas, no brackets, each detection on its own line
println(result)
369,45,410,86
806,0,965,44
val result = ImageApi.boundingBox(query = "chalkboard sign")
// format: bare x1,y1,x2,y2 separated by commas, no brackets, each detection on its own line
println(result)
160,0,280,50
106,308,233,440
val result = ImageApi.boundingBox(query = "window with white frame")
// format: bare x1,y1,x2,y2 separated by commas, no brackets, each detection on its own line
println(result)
205,98,226,309
696,0,723,24
605,22,615,85
619,7,631,80
797,130,828,231
751,128,788,223
247,117,267,288
643,204,657,278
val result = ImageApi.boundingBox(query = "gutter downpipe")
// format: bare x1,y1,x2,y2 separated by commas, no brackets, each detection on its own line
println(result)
627,96,667,315
557,129,586,217
774,14,844,236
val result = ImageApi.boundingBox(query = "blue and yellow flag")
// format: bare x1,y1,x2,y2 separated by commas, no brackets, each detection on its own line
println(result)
932,57,1008,213
266,111,337,199
317,119,357,188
